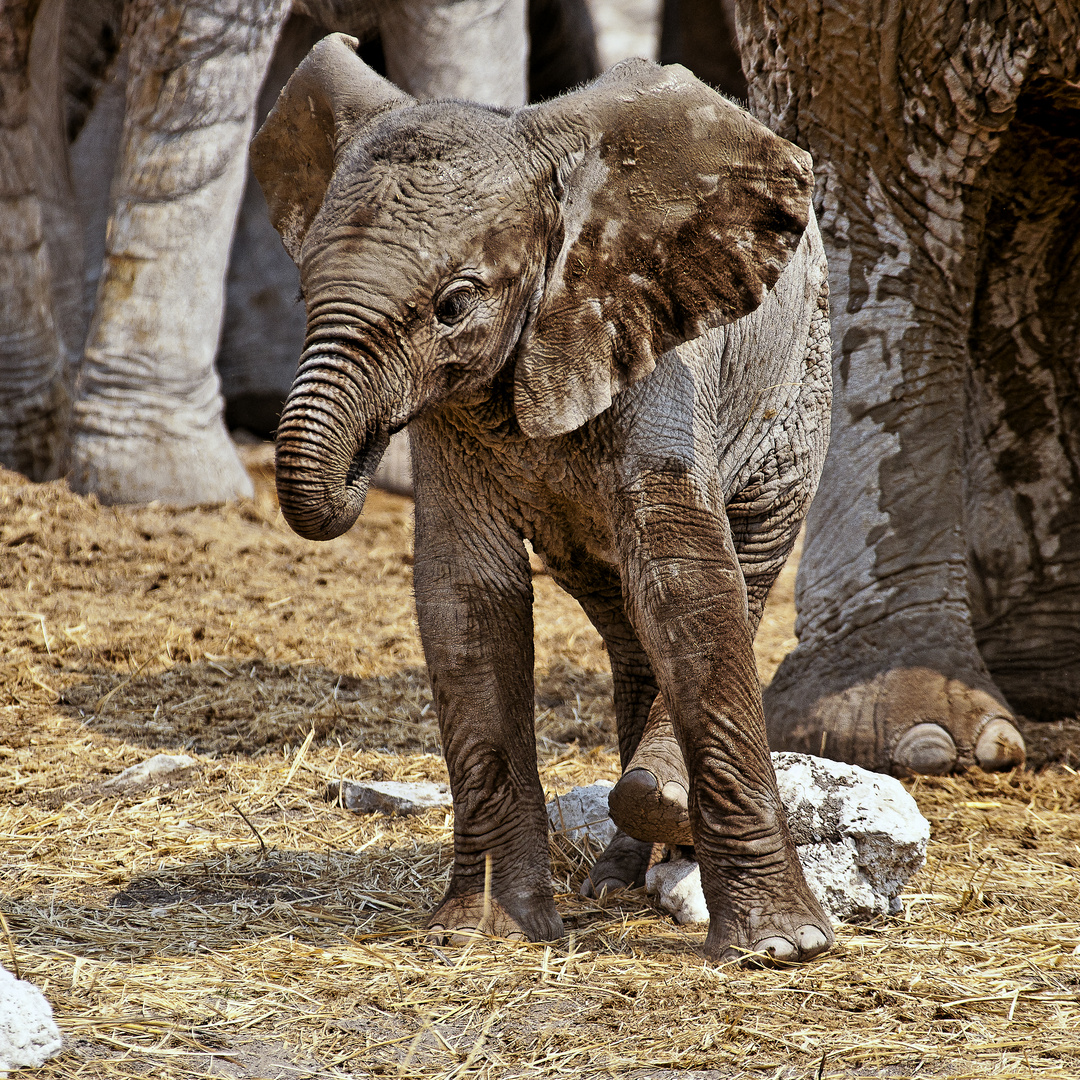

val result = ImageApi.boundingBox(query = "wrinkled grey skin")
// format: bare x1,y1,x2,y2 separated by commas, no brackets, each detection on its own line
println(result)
660,1,1080,776
1,0,549,505
253,37,834,962
716,1,1080,776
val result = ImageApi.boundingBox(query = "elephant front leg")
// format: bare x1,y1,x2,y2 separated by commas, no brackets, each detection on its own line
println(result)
413,498,561,945
616,484,832,963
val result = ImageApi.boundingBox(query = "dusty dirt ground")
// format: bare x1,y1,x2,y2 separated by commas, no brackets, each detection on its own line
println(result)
3,449,1080,1080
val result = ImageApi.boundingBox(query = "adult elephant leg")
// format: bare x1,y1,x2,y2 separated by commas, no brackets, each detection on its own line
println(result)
412,425,561,944
218,13,324,439
66,0,290,504
378,0,527,108
763,182,1022,775
0,0,81,479
965,90,1080,719
735,0,1028,775
659,0,747,101
615,473,831,963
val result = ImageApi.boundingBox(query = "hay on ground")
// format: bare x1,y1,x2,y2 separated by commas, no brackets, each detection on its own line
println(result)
2,457,1079,1079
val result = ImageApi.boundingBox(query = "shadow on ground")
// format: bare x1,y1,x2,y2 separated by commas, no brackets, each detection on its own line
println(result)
56,656,616,758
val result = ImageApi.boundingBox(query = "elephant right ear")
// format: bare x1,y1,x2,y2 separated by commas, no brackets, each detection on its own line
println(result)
251,33,413,262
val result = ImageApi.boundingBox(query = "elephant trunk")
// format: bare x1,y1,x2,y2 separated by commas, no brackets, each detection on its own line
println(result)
274,352,392,541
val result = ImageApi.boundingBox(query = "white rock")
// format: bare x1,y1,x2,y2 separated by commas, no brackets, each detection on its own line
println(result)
546,782,617,849
328,780,451,816
645,860,709,924
102,753,197,791
0,965,62,1072
560,754,930,926
772,751,930,922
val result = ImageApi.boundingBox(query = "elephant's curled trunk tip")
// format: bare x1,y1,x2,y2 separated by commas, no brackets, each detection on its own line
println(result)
274,401,390,541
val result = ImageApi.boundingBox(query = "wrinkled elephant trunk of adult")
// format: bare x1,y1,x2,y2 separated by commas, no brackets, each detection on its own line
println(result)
274,353,393,541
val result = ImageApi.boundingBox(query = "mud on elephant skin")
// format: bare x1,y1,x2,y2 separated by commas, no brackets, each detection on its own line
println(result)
660,0,1080,777
252,37,834,962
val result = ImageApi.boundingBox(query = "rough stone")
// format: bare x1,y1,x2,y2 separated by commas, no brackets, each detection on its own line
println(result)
603,753,928,925
0,966,62,1073
644,859,710,925
773,751,930,922
102,753,197,791
328,780,452,816
546,781,617,848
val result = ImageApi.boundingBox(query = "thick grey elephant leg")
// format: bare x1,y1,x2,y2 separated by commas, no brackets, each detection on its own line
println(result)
762,237,1026,775
413,429,561,944
378,0,527,109
964,103,1080,721
0,0,81,479
734,0,1041,776
66,0,291,504
218,14,322,439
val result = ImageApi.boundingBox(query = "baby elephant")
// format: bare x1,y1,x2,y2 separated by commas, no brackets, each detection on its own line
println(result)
252,35,833,963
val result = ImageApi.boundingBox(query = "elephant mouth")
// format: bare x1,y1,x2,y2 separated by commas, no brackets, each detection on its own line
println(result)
346,423,392,489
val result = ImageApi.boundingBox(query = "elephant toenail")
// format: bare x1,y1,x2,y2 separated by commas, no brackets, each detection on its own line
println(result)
892,723,957,776
753,936,798,962
794,924,831,956
974,717,1025,772
660,779,688,810
612,768,658,800
608,769,657,828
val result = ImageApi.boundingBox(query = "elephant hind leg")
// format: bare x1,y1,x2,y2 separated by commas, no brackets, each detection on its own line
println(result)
579,829,658,899
608,693,692,845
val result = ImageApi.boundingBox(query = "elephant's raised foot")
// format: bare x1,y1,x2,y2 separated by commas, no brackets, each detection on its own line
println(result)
607,695,692,845
580,829,655,898
427,893,562,946
764,647,1026,776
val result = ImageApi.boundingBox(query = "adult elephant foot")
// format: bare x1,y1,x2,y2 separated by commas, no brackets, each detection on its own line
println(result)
763,625,1026,776
427,892,562,945
580,829,655,898
607,695,692,845
64,408,254,506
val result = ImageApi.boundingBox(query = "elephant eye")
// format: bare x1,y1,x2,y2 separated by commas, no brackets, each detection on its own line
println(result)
434,280,480,327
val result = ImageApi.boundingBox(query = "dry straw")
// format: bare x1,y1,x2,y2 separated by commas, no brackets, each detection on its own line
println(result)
2,458,1079,1079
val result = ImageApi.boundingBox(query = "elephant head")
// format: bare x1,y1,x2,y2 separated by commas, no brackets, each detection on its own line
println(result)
251,34,813,541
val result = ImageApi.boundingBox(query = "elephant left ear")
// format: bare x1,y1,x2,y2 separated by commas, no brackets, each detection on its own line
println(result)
512,59,815,438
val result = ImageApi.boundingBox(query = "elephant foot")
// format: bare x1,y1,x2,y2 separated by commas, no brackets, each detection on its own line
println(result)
580,829,656,898
608,695,692,845
64,413,254,506
427,892,562,945
764,637,1025,775
702,888,834,965
699,820,834,965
